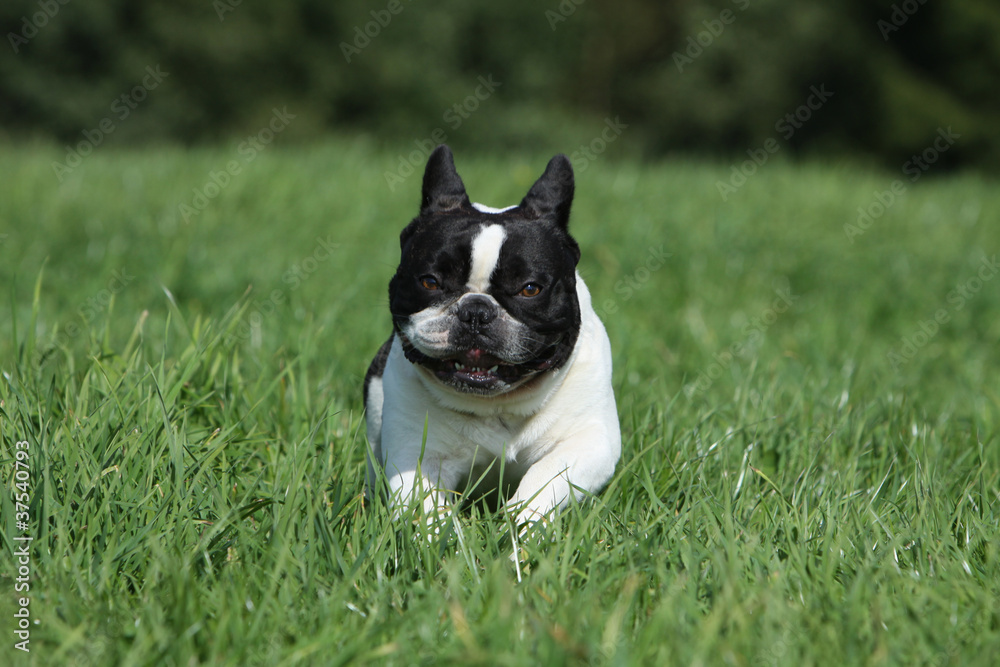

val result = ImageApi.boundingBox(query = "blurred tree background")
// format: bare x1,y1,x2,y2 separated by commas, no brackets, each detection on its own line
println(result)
1,0,998,169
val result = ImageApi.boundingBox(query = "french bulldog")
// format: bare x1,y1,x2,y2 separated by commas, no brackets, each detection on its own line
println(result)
364,145,620,525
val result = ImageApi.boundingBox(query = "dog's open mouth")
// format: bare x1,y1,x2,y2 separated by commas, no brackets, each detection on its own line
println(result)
432,349,520,390
397,333,558,394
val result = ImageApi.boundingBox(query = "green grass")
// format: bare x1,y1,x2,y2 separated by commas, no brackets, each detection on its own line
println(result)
1,140,999,666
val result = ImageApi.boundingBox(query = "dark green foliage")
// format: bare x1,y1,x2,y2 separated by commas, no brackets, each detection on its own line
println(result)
1,0,999,168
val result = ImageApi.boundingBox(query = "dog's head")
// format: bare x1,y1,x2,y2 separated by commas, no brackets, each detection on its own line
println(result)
389,145,582,396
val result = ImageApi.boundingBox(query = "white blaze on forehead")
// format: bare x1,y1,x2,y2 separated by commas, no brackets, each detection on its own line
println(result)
471,202,517,214
467,224,506,293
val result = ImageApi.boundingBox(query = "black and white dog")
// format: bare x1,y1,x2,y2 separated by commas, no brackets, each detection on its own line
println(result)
364,145,620,524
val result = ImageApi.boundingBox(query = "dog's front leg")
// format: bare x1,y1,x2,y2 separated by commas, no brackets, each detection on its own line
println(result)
382,447,458,522
508,437,619,525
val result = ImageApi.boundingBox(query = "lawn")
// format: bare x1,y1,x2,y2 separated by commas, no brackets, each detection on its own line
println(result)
1,140,999,666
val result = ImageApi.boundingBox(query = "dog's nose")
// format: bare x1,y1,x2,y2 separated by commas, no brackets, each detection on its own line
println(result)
458,295,497,328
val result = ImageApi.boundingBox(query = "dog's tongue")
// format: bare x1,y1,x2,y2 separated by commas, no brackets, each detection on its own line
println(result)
458,348,501,368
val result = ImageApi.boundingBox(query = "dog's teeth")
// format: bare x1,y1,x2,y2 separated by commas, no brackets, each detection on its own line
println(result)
455,362,465,370
489,365,499,373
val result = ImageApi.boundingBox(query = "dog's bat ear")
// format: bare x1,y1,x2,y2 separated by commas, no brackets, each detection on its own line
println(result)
519,154,574,229
421,145,470,214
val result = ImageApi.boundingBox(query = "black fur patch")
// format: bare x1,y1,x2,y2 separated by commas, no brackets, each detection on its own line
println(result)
363,335,393,408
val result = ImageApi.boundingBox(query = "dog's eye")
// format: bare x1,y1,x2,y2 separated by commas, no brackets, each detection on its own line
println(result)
420,275,440,290
519,283,542,298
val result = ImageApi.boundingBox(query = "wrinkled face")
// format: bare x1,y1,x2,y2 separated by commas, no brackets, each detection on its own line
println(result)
391,214,580,395
388,146,582,396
